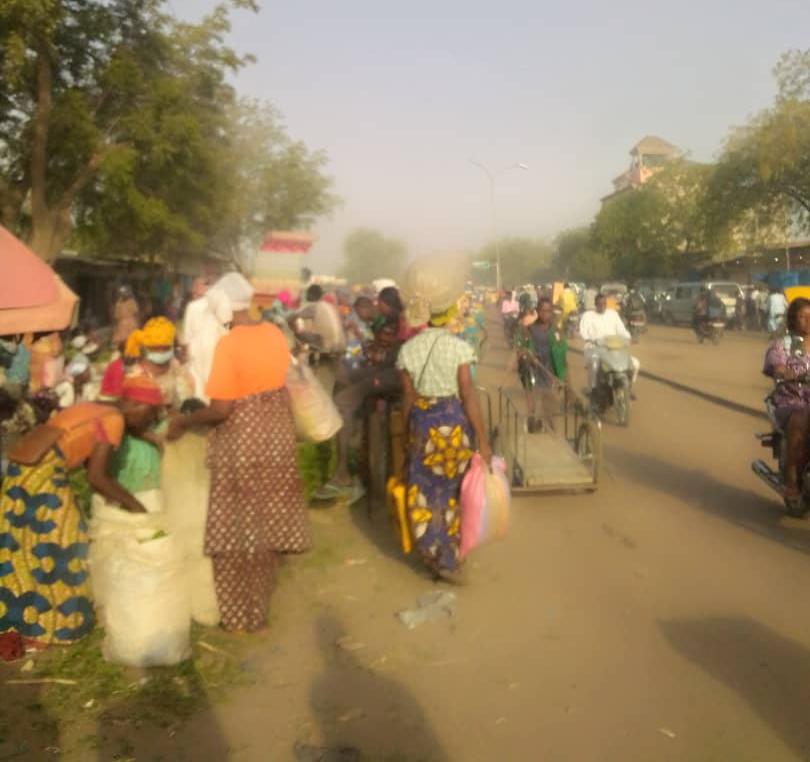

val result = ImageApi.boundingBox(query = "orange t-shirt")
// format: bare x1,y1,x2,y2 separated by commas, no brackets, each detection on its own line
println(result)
51,403,125,468
205,323,290,401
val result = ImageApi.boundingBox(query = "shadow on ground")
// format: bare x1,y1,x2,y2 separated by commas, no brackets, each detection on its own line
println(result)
660,616,810,759
606,443,810,556
296,611,449,762
347,498,435,582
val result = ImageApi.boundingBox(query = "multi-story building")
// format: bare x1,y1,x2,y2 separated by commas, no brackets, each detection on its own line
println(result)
601,135,681,204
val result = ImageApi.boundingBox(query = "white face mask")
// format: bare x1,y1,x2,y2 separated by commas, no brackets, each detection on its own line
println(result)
145,349,174,365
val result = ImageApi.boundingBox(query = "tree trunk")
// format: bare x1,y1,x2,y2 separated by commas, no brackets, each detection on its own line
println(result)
29,207,71,262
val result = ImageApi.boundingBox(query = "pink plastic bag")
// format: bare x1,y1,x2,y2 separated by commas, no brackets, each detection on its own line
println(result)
459,453,510,558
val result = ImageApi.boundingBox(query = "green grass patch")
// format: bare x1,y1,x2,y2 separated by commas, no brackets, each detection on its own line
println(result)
25,624,258,732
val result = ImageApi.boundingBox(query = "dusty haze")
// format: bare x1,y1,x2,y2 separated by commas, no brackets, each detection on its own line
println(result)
172,0,810,273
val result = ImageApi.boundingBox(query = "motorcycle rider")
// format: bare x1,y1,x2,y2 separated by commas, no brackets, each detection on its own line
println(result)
623,287,647,326
514,297,567,433
556,283,578,329
693,287,724,339
579,294,640,397
501,288,520,341
763,297,810,509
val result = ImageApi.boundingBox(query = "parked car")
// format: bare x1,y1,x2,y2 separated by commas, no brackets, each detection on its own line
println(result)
662,281,742,325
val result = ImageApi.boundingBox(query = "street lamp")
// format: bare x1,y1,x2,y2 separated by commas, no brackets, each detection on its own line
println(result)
470,159,529,293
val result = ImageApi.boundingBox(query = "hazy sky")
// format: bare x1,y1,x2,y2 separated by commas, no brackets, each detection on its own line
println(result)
171,0,810,273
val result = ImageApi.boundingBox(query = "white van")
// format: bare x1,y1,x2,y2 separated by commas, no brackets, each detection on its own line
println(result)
662,281,742,324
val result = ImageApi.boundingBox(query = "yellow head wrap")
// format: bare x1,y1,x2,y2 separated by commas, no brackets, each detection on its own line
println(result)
428,303,458,327
124,317,176,358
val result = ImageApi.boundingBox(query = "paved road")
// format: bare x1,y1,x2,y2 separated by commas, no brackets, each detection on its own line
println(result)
61,320,810,760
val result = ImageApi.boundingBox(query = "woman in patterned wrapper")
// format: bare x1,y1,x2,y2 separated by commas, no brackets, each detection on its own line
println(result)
167,272,310,633
0,377,164,646
397,255,492,583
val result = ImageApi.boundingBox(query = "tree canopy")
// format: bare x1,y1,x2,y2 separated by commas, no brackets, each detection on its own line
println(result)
704,49,810,248
340,228,408,284
0,0,336,263
551,227,612,283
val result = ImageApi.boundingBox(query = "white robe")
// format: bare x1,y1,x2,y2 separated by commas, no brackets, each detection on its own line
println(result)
182,296,227,403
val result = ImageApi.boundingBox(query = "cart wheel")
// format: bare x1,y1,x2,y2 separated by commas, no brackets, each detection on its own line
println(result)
575,423,594,464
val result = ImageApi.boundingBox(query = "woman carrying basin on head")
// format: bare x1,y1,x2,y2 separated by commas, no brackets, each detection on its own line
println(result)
397,255,492,583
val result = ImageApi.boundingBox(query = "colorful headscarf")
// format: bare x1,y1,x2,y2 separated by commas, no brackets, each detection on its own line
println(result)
121,375,164,406
124,317,176,358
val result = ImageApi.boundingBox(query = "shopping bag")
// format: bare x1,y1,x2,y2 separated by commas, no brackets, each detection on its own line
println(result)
459,453,510,558
286,358,343,443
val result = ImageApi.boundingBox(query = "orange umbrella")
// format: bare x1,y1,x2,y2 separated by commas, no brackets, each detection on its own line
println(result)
0,225,78,334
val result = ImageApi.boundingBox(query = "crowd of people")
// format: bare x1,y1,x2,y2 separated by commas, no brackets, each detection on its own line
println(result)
0,258,492,652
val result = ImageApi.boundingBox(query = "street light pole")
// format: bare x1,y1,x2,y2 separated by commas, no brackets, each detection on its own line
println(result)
470,160,529,293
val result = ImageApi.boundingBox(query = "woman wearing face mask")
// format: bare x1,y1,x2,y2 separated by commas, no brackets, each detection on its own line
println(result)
100,318,194,494
123,317,194,410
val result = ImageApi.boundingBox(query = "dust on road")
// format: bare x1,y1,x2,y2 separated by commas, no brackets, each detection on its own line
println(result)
15,321,810,761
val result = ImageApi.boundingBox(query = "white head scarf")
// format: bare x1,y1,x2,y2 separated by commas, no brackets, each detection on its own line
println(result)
205,286,233,325
213,272,254,313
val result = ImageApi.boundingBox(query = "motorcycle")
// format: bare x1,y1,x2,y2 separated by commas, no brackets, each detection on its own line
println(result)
752,378,810,518
695,317,725,345
627,309,646,343
589,336,633,426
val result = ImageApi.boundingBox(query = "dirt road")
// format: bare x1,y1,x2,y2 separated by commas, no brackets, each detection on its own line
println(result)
17,321,810,761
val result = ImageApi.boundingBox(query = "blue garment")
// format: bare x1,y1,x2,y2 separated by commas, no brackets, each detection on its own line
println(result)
5,343,30,386
406,396,473,573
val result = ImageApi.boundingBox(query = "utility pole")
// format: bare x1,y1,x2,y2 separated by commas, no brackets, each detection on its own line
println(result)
470,160,529,293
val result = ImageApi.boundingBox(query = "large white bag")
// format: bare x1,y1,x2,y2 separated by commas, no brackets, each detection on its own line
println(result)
286,358,342,443
161,432,220,627
88,490,165,608
101,530,191,667
88,492,191,667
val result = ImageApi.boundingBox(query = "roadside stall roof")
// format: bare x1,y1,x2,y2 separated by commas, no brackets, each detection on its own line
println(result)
0,225,78,334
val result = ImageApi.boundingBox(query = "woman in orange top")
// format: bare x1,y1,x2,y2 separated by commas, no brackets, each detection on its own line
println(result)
168,272,309,633
0,377,164,645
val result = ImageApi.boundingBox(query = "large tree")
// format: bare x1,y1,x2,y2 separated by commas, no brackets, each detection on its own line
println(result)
0,0,336,266
705,49,810,245
0,0,256,260
214,99,338,265
591,159,710,278
340,228,408,284
551,227,613,283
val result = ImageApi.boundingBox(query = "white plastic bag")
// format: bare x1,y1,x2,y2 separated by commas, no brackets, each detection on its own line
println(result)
286,358,342,442
101,531,191,667
161,432,220,627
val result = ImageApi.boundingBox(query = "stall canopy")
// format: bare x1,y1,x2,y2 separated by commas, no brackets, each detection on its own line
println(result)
0,225,78,335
